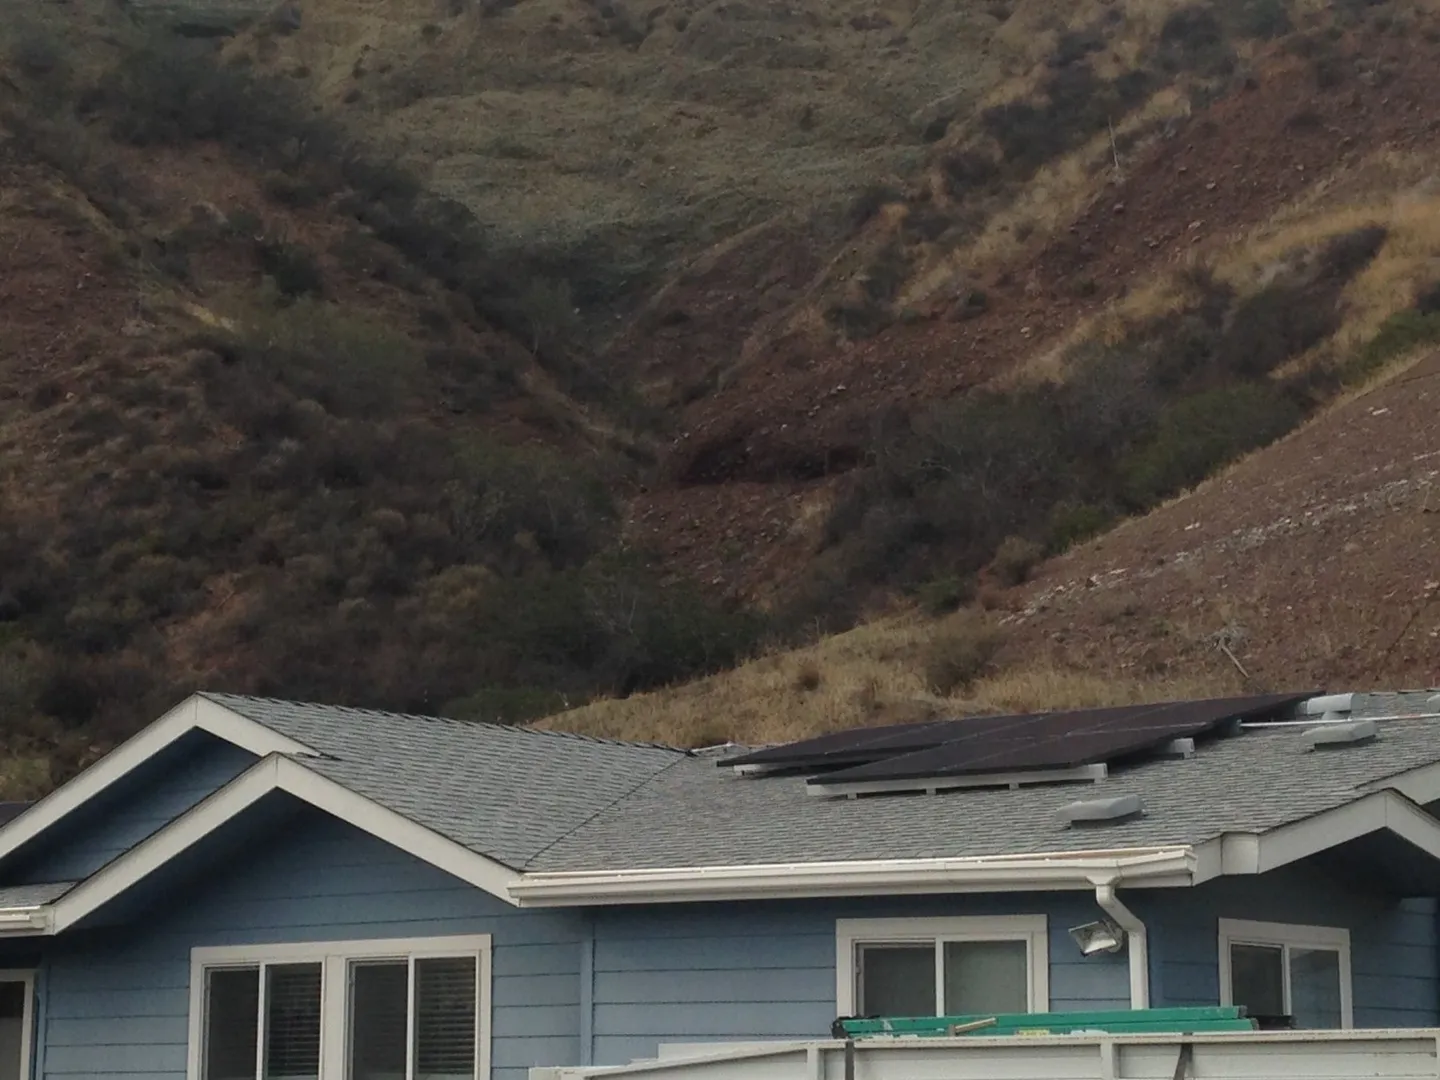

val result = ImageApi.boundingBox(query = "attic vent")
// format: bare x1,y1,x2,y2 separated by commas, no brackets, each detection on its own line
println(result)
1304,719,1378,749
1059,793,1143,826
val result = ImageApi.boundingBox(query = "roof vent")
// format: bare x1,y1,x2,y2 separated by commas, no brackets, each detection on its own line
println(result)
1300,693,1354,716
1059,793,1143,826
1304,719,1378,749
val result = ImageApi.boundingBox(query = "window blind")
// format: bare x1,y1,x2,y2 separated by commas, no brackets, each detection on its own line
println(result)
349,961,409,1080
205,967,260,1080
414,957,478,1080
264,963,322,1080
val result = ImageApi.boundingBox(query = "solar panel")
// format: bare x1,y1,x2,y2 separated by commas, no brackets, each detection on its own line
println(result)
806,692,1312,787
720,718,965,770
723,701,1185,771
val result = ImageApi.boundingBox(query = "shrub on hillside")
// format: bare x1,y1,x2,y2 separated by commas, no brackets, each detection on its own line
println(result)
447,441,618,570
922,610,1004,695
103,40,321,162
1344,308,1440,383
1154,6,1235,76
256,238,325,300
1231,0,1292,38
982,63,1154,177
805,228,1386,607
1119,382,1304,508
990,535,1044,586
849,183,903,226
441,686,571,725
1044,501,1115,554
213,297,423,419
916,573,975,615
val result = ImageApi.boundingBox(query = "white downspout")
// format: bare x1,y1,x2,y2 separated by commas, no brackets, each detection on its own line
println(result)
1094,882,1149,1009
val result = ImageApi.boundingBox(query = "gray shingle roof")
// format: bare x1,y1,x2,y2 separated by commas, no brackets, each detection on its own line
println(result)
0,881,75,908
201,693,684,869
203,690,1440,874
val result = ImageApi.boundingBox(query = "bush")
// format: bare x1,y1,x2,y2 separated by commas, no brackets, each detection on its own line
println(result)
1345,309,1440,382
262,172,327,209
1045,501,1114,554
1220,282,1337,377
215,298,423,419
462,555,769,696
256,239,325,300
982,63,1154,177
849,183,903,226
938,151,1000,200
442,686,570,725
990,535,1043,586
916,573,975,615
1316,225,1388,282
1155,6,1234,75
1120,383,1304,508
447,442,617,569
922,611,1004,695
1232,0,1292,38
103,40,322,162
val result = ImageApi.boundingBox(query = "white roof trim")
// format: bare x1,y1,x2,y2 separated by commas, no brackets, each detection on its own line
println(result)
1192,789,1440,883
1359,758,1440,805
32,753,524,934
507,846,1199,906
0,694,314,867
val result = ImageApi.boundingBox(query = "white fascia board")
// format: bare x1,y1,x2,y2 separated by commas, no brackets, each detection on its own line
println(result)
1191,790,1440,881
507,846,1198,906
1360,758,1440,806
45,754,524,934
0,694,316,867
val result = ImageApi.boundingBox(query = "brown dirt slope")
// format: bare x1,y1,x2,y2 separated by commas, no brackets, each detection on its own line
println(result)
1004,351,1440,693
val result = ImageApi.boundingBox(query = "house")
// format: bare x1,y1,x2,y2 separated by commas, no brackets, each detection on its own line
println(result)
0,689,1435,1080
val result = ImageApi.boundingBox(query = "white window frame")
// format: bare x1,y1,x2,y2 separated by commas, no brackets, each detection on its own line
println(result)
185,934,492,1080
835,916,1049,1016
0,969,35,1080
1217,917,1353,1028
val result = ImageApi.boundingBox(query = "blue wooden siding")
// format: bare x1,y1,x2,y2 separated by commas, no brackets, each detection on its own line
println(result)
7,733,257,885
36,798,584,1080
588,893,1128,1066
1140,865,1439,1026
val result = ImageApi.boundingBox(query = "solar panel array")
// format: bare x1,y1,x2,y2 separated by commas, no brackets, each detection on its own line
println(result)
722,692,1313,788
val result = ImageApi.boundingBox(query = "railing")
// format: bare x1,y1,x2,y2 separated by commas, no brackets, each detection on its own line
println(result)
532,1027,1440,1080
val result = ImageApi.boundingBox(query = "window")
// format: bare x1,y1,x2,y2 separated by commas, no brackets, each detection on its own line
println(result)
0,971,35,1080
835,917,1048,1017
187,936,490,1080
1218,918,1352,1029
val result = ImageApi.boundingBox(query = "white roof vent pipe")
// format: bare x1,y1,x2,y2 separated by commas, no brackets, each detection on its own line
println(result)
1300,693,1354,716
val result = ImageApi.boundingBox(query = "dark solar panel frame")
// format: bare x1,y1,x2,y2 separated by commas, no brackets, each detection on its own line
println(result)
720,718,981,770
724,700,1172,771
805,692,1313,786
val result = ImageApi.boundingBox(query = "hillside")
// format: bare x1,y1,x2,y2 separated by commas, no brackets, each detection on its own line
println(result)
0,1,764,792
4,0,1440,788
540,347,1440,746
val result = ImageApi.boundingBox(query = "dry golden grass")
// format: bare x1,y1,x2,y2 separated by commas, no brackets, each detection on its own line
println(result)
1215,148,1440,351
535,608,1237,747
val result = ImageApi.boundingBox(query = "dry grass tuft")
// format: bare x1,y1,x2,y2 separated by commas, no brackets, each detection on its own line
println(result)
535,609,1240,747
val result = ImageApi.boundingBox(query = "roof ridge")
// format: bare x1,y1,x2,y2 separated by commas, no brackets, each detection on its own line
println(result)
198,691,687,753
